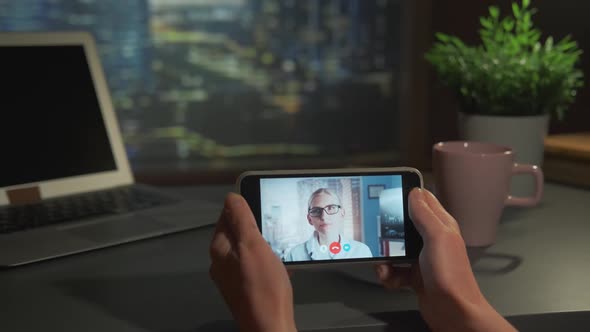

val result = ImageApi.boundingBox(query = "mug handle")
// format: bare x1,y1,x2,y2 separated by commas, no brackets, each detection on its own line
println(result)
505,163,544,207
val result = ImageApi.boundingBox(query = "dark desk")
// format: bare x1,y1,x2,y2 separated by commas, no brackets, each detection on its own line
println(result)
1,183,589,331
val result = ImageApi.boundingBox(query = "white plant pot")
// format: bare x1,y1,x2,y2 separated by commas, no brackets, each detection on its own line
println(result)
458,112,550,197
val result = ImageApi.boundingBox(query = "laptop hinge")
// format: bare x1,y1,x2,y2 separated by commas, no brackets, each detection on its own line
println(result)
7,186,41,205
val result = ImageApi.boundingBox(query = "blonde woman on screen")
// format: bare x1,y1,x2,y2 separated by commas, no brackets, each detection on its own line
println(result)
284,188,372,262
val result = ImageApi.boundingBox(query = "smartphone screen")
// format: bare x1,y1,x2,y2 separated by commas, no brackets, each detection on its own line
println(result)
239,168,422,266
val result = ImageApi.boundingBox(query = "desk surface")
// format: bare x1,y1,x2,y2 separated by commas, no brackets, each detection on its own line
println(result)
1,182,589,331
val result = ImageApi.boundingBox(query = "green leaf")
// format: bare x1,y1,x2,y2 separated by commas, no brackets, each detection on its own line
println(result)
545,36,554,51
528,30,541,44
512,3,521,18
435,32,450,42
523,13,531,28
480,17,493,29
503,18,515,32
450,36,467,49
489,6,500,19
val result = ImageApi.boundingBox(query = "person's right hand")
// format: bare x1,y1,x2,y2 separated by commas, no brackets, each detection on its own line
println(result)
376,188,516,332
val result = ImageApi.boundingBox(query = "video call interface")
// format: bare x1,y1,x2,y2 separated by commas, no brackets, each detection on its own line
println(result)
260,175,406,262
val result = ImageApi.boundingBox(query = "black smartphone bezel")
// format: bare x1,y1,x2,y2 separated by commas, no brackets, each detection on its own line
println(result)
239,168,423,267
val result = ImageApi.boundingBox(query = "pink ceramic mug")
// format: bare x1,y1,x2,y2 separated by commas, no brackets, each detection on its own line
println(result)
432,141,544,247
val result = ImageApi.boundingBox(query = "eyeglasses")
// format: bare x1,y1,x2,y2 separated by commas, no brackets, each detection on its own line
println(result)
308,204,341,217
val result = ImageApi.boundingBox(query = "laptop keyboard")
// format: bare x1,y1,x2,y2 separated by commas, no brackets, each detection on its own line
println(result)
0,186,177,234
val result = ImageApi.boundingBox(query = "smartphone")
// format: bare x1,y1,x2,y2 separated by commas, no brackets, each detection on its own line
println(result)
238,167,423,267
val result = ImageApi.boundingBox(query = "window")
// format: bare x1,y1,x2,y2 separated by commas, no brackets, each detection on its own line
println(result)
1,0,429,183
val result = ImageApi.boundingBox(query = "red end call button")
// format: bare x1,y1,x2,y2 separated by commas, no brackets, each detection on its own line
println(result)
329,242,341,254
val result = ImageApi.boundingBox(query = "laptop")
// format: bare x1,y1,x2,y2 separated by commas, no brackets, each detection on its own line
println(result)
0,31,221,267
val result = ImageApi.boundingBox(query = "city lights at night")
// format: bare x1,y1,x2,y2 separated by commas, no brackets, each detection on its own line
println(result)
0,0,402,169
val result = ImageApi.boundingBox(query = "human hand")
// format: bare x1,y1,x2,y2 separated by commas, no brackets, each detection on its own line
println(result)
376,188,516,332
209,193,296,332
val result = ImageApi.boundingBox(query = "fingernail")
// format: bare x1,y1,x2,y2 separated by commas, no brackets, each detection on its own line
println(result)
224,193,239,209
415,187,424,197
410,188,424,203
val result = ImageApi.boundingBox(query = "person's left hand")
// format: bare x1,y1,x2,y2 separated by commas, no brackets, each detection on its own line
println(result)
209,193,296,332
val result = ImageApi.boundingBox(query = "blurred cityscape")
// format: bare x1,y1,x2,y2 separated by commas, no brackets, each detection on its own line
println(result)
0,0,403,169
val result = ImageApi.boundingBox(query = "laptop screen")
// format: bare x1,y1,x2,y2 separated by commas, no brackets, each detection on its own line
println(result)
0,45,117,188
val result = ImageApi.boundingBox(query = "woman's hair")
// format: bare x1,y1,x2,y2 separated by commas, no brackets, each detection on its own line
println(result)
307,188,341,209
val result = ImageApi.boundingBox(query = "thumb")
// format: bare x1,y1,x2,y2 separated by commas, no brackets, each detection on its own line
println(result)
408,188,445,243
223,193,262,247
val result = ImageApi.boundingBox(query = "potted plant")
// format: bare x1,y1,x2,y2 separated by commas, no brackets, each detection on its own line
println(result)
425,0,584,195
